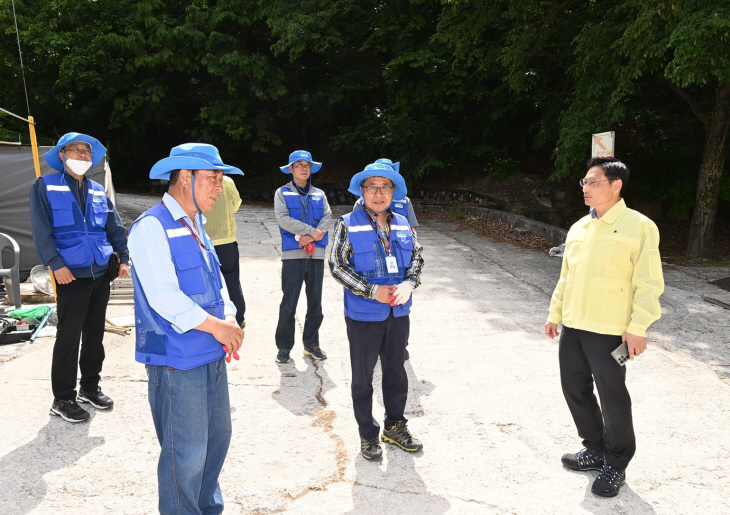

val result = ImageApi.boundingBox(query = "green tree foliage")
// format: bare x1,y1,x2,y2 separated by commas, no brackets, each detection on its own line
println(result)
2,0,728,256
441,0,730,256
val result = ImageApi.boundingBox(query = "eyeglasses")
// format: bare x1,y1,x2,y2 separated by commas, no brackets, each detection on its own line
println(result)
63,147,94,157
579,178,610,188
362,185,393,195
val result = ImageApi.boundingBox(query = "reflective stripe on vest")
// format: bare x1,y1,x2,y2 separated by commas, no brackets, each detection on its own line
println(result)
279,186,329,252
43,172,113,269
341,209,413,322
131,203,226,370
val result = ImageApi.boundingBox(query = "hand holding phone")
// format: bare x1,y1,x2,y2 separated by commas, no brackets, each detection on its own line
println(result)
611,341,630,366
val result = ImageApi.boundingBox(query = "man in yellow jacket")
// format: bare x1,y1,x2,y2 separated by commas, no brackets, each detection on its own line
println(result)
545,157,664,498
204,175,246,328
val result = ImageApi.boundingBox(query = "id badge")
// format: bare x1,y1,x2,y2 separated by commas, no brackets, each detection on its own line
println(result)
385,256,398,273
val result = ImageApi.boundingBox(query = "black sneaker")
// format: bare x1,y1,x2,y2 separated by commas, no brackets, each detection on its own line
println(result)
78,387,114,409
382,421,423,452
304,346,327,360
50,399,90,423
361,437,383,460
276,350,291,363
404,349,410,361
592,463,626,497
561,448,605,471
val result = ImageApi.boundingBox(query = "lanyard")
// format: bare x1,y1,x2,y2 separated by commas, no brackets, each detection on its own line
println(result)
365,210,391,256
161,200,208,252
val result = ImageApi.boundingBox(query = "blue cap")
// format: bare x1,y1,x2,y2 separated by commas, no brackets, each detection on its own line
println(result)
150,143,243,180
45,132,106,172
375,158,400,174
348,163,407,199
280,150,322,174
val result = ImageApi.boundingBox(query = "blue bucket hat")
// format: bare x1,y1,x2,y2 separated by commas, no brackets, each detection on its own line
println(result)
348,163,407,199
279,150,322,174
375,158,400,174
44,132,107,172
150,143,243,180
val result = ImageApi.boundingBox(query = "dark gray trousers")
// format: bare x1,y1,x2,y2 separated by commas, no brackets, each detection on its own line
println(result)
559,326,636,472
345,311,409,440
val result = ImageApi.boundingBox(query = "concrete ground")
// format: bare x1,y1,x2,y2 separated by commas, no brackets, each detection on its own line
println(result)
1,193,729,514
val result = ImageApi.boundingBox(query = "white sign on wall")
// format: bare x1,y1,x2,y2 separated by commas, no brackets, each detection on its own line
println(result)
592,131,615,158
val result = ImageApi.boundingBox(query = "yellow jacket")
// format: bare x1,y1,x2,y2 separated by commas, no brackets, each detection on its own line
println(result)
548,199,664,337
204,176,242,245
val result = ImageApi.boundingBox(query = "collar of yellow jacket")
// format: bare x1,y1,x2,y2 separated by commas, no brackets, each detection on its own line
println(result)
582,198,626,227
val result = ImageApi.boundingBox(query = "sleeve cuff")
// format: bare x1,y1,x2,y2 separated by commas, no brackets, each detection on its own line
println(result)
547,312,562,325
367,284,378,299
172,306,209,334
625,324,647,338
224,300,236,318
49,257,66,271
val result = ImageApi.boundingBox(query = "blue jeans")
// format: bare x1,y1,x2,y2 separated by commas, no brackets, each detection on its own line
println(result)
275,259,324,351
146,359,232,515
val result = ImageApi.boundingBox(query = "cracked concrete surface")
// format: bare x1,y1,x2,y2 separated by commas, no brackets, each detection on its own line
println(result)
1,194,729,514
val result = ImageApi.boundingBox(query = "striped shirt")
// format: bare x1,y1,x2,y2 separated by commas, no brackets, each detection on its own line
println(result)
328,207,424,299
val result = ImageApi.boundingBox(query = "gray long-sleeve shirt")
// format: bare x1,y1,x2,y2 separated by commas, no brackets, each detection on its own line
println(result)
274,180,333,260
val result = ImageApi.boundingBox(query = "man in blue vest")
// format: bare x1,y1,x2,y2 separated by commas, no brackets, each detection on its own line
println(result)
352,158,419,230
30,132,129,424
329,163,425,460
128,143,244,515
352,158,419,360
274,150,333,363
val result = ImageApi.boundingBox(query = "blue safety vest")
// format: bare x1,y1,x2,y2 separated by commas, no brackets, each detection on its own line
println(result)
355,197,410,219
342,209,414,322
390,198,409,218
131,203,226,370
43,172,113,269
279,186,329,252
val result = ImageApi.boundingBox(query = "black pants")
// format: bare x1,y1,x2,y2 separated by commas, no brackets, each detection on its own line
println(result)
346,311,409,440
52,271,111,401
559,326,635,472
275,259,324,351
214,242,246,325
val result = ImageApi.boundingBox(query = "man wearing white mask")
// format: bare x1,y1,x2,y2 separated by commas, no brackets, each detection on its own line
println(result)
30,132,129,423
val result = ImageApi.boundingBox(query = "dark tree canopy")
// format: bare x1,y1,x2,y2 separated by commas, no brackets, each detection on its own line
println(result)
2,0,728,256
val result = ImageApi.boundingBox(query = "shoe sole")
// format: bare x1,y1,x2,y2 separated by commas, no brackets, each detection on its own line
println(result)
77,396,113,410
50,407,88,423
591,485,622,497
276,356,291,363
362,452,382,460
303,350,327,360
562,461,604,472
381,435,422,452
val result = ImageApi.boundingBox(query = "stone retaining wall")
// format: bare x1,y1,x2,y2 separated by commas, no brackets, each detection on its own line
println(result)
417,204,567,246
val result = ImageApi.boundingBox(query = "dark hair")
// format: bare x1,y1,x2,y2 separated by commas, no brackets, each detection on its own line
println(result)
168,169,182,186
586,157,629,197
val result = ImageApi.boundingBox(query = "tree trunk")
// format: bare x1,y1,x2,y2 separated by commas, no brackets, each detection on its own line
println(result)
686,83,730,258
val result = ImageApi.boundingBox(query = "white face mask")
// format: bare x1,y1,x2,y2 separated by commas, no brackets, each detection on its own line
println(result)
65,158,92,176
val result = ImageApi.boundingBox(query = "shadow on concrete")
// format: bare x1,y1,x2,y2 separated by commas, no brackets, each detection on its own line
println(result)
404,359,435,419
272,356,336,417
347,448,450,515
580,479,657,514
0,417,105,514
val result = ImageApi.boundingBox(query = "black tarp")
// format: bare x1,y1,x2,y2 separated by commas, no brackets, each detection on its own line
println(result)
0,145,113,276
